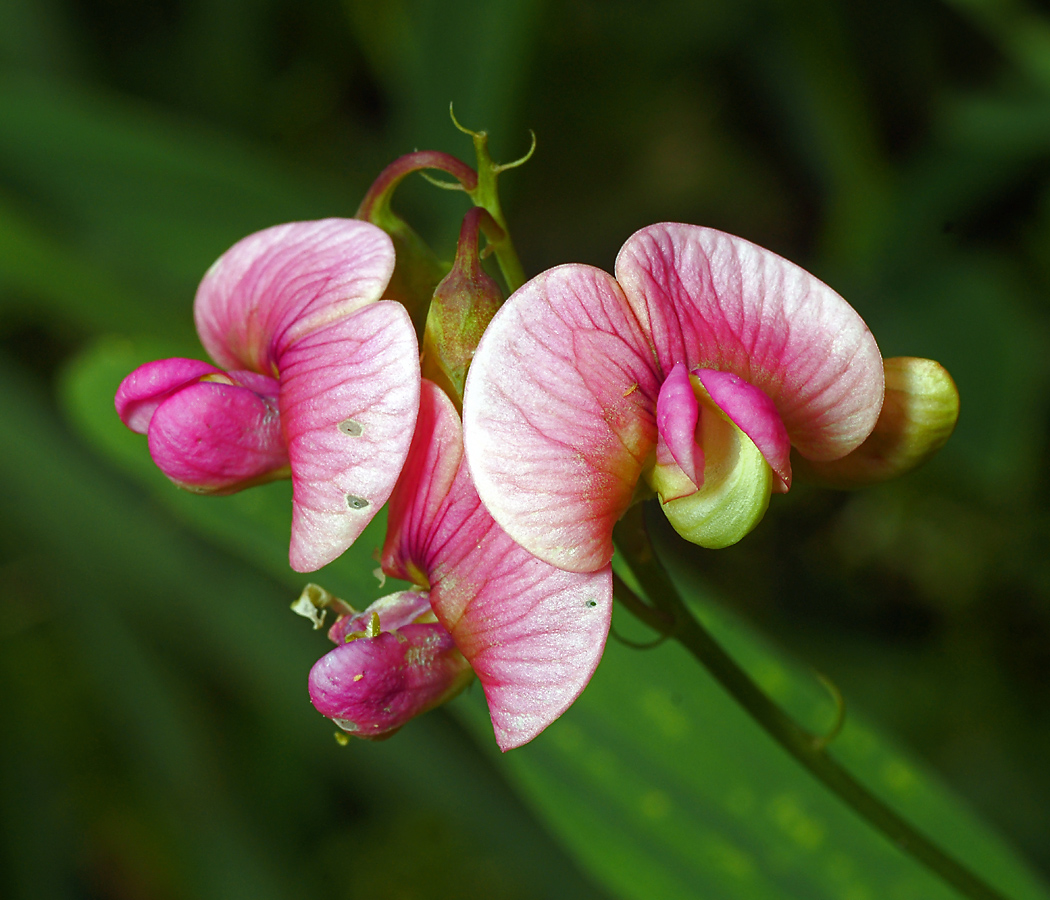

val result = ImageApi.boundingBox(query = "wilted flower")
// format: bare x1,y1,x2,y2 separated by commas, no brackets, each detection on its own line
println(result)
303,587,473,741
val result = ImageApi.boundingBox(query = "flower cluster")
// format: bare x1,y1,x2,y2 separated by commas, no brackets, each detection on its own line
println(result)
303,380,610,749
116,146,957,750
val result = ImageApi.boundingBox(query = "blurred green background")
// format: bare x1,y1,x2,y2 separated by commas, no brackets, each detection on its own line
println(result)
2,1,1049,898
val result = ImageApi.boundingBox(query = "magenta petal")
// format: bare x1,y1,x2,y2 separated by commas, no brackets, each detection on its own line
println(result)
281,300,420,573
382,380,463,585
615,224,884,460
225,369,282,398
656,363,703,488
194,219,396,374
146,381,288,491
115,358,224,433
116,219,416,573
395,383,613,750
442,536,612,751
463,264,661,573
695,369,792,491
308,622,469,740
327,590,433,645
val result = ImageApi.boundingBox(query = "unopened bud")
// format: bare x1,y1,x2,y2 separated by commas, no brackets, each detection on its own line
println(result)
794,357,959,487
422,207,504,409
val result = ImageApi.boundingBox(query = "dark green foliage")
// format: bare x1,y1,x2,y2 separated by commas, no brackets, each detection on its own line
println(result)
1,1,1049,897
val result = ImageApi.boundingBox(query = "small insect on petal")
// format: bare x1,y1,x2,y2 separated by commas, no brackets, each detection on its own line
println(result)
346,494,370,510
338,418,364,436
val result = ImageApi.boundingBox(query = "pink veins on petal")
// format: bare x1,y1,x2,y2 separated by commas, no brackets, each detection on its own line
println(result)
462,264,662,574
383,380,613,750
463,223,884,572
615,224,883,462
115,218,420,572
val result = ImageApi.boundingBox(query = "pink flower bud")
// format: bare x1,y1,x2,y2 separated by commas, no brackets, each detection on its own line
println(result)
309,604,473,740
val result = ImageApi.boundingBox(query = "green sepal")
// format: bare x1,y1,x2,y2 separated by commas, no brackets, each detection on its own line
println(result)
422,207,504,410
794,357,960,488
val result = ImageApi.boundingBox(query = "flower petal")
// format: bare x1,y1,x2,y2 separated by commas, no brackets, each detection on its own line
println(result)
656,362,703,490
194,219,396,374
281,300,420,572
615,223,884,461
326,590,433,644
308,622,472,740
442,532,612,751
392,381,613,750
463,264,661,573
381,379,463,587
694,368,791,491
146,380,288,492
115,358,224,433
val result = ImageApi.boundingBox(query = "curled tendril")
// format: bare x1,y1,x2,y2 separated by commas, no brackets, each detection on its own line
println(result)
448,102,537,173
810,670,847,751
610,623,668,650
419,170,469,192
493,130,537,174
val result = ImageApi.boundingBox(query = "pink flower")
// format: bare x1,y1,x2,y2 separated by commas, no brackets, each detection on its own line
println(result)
462,223,886,573
307,589,474,741
115,219,420,572
308,380,613,750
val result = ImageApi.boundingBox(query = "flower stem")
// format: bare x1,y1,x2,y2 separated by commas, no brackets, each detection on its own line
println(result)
612,503,1012,900
356,150,478,222
449,108,531,293
467,132,527,293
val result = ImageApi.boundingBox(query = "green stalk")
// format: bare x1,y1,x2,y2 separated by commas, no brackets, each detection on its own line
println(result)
450,107,532,293
613,503,1012,900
